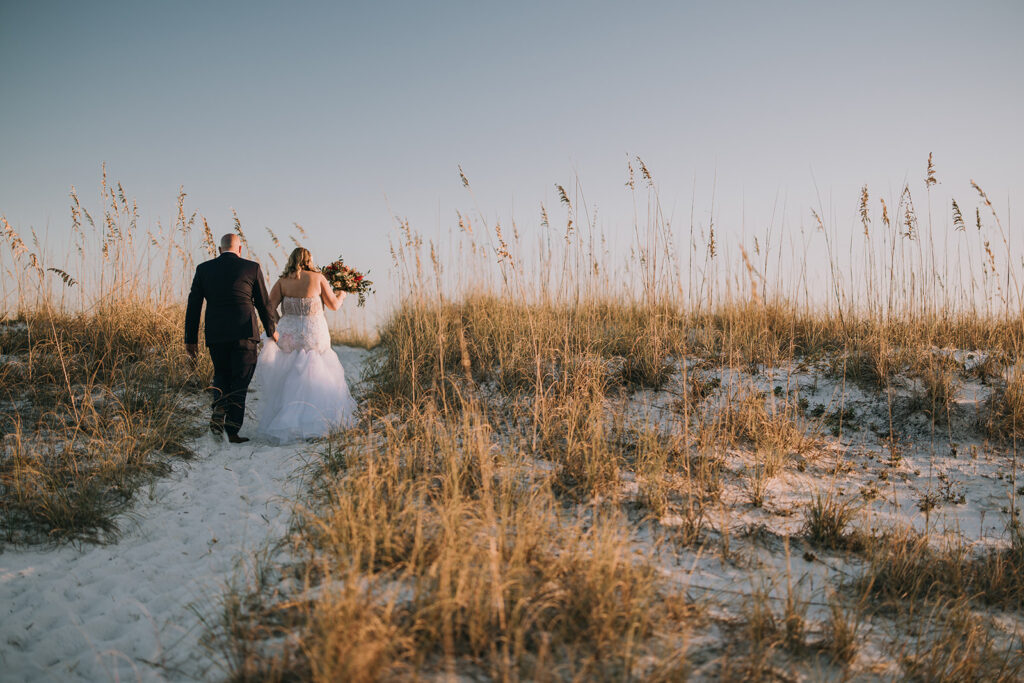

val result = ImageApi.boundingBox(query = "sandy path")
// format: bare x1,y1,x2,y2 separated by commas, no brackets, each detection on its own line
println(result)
0,346,370,682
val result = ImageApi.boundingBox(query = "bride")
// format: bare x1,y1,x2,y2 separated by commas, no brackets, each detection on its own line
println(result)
252,247,357,443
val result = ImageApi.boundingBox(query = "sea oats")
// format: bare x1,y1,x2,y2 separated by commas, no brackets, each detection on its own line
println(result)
636,156,653,186
555,183,571,209
201,216,216,256
952,199,966,231
859,185,870,236
811,208,825,232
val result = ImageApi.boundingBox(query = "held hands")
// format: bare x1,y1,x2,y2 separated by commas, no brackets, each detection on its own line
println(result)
186,334,276,360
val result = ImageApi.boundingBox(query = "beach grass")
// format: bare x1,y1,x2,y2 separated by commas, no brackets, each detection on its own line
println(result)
208,161,1024,679
0,305,207,543
5,162,1024,677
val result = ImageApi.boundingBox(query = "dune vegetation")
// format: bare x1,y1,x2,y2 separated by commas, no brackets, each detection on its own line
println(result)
3,159,1024,678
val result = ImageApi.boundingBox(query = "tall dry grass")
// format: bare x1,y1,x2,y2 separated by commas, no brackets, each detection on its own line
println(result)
0,171,304,543
6,159,1024,676
208,158,1024,679
0,306,205,543
214,397,693,680
0,178,204,542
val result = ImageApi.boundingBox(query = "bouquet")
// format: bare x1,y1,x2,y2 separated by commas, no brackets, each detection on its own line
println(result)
321,257,374,307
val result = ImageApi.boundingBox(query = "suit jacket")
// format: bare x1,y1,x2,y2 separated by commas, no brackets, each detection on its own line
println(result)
184,252,276,346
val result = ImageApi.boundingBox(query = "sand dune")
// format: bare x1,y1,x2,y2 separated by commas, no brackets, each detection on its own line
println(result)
0,346,370,682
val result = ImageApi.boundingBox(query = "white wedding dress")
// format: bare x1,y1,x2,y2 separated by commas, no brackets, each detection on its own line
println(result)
252,295,357,443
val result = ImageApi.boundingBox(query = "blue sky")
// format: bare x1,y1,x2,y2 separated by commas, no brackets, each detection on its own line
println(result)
2,0,1022,310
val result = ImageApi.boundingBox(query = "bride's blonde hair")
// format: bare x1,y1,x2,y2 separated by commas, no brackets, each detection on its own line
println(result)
281,247,316,278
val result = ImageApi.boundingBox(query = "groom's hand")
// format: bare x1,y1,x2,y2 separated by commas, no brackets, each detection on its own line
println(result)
185,343,198,359
271,331,279,342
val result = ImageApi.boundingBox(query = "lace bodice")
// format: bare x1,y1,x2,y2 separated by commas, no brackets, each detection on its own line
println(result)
281,296,323,317
275,296,331,353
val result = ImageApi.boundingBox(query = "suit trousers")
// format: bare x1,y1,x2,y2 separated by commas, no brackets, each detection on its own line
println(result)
207,340,259,436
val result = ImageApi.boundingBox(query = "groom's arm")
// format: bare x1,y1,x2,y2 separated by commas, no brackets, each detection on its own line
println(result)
184,268,204,356
253,265,277,338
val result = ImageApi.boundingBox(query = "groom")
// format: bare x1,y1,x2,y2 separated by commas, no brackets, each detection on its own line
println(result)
185,234,278,444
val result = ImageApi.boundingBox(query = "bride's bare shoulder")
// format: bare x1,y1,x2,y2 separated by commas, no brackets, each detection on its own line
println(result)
294,270,322,296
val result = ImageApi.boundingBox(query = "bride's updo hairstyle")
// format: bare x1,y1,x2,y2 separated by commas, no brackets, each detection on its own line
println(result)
281,247,316,278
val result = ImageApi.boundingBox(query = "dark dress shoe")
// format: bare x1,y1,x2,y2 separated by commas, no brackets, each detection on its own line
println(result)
227,434,250,444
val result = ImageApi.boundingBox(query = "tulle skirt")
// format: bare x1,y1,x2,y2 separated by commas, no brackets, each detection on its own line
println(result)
251,341,357,444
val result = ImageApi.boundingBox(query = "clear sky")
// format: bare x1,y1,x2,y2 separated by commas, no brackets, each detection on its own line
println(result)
2,0,1022,312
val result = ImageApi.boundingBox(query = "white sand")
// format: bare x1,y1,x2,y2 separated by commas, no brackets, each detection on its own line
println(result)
0,345,370,682
8,345,1021,680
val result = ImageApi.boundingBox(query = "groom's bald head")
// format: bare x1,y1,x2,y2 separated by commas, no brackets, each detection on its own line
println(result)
219,233,242,254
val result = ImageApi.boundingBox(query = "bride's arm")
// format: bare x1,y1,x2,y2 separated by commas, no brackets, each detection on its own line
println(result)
269,279,283,314
319,275,346,311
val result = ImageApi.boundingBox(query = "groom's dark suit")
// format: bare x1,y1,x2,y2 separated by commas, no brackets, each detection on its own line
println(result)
185,252,276,437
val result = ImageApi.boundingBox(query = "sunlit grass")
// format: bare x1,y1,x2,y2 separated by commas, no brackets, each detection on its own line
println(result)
5,160,1024,677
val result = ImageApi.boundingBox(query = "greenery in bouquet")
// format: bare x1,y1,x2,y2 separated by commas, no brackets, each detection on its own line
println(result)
321,257,373,307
